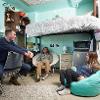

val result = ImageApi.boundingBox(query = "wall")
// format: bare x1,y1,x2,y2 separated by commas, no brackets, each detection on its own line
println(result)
36,7,76,22
77,1,93,15
41,33,91,54
27,0,93,22
0,0,5,33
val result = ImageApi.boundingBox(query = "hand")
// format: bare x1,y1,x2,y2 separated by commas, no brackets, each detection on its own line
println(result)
24,51,34,58
78,75,85,80
27,51,34,58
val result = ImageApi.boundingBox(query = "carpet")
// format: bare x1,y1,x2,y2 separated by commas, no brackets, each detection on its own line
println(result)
0,85,58,100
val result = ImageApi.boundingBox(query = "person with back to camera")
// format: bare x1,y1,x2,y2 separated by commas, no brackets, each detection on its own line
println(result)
56,52,100,95
36,47,53,82
0,28,33,92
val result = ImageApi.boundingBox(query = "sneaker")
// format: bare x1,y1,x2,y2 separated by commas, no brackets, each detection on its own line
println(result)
42,74,49,80
57,88,70,95
9,78,21,86
56,85,65,92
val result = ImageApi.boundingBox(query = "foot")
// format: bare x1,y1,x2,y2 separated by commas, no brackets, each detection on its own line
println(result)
35,78,40,82
9,78,21,86
56,85,65,92
42,74,49,80
57,88,70,95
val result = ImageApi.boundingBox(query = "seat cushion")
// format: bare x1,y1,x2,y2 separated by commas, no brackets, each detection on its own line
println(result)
71,71,100,97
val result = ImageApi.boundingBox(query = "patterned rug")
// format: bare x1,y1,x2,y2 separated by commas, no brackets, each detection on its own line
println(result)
0,85,58,100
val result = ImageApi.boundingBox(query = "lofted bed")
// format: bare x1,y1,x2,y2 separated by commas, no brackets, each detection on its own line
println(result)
26,15,100,37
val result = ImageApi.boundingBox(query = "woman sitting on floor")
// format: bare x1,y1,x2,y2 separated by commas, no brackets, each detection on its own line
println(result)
36,47,53,82
56,51,100,95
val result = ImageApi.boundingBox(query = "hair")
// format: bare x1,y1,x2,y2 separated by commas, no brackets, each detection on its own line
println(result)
42,47,50,54
88,52,98,65
5,28,13,36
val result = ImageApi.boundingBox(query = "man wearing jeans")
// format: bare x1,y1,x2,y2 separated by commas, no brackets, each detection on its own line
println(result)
0,29,33,88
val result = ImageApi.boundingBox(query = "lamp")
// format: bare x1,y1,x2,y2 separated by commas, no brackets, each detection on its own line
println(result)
70,0,82,8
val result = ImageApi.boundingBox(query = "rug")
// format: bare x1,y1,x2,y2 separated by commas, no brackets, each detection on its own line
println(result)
0,85,58,100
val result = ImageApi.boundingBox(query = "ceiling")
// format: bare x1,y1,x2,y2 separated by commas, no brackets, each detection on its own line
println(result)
2,0,93,12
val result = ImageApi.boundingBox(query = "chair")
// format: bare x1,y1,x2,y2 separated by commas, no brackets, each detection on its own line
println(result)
0,52,23,94
71,70,100,97
32,53,59,73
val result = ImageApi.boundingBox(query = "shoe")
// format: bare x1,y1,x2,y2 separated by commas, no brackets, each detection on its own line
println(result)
56,85,65,92
57,88,70,95
36,78,40,82
42,74,49,80
9,78,21,86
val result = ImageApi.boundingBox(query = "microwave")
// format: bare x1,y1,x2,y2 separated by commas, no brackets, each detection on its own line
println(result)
73,40,90,51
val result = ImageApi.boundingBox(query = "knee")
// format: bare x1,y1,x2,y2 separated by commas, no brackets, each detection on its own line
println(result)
37,62,43,66
21,63,31,72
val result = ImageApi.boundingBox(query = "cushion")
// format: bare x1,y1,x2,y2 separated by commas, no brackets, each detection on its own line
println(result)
71,71,100,97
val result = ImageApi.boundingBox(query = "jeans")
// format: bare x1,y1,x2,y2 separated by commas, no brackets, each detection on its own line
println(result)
19,63,31,76
0,64,3,79
60,69,80,88
0,62,31,79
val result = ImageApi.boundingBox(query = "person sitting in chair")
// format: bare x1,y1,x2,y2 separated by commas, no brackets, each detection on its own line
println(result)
56,52,100,95
0,29,33,87
36,47,53,82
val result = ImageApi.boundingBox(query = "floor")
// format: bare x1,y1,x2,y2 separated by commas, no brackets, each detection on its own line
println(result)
1,71,100,100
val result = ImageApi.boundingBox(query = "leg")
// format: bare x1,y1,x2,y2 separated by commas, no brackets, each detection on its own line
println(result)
56,70,66,92
0,65,4,95
9,63,31,85
65,69,80,88
60,70,67,86
19,62,31,76
41,60,51,80
36,61,43,79
0,65,4,80
43,60,51,74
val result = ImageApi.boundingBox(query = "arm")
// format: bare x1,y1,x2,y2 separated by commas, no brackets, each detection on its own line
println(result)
49,54,53,63
92,63,100,70
2,41,33,58
2,42,27,55
12,42,27,52
12,42,33,58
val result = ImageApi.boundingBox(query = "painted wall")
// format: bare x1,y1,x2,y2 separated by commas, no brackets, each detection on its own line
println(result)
27,0,93,22
0,0,5,33
40,33,91,54
77,1,93,15
36,7,76,22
